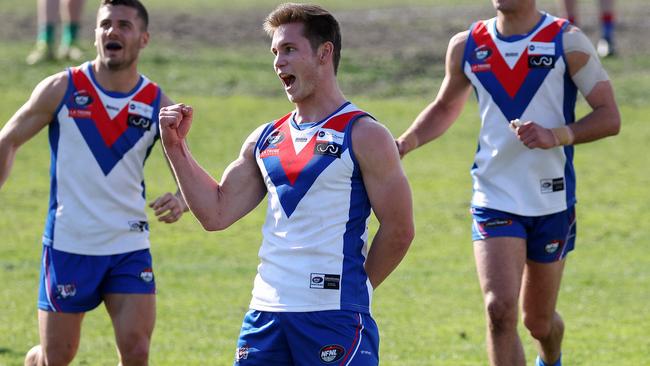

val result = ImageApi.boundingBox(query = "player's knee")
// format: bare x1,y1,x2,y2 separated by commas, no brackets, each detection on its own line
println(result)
484,295,518,334
40,344,77,366
522,313,556,340
118,337,150,365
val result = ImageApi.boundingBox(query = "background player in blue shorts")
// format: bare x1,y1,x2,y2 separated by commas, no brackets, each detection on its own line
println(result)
557,0,617,57
159,3,414,365
396,0,620,365
0,0,186,365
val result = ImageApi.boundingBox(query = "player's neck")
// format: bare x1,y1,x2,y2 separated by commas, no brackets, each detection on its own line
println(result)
293,87,346,124
91,60,141,94
496,9,543,37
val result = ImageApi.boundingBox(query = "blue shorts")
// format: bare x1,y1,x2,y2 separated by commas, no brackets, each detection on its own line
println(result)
234,310,379,366
38,245,156,312
471,206,577,263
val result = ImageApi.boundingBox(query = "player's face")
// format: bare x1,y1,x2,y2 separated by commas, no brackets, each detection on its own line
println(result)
271,22,321,104
95,5,149,71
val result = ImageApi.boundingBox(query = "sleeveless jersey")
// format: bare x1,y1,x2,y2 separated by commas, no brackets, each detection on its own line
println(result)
252,102,373,313
43,62,162,255
463,13,577,216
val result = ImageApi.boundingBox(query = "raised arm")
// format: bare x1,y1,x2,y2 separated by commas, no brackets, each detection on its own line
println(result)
396,31,473,157
0,72,67,189
353,117,415,289
159,103,267,231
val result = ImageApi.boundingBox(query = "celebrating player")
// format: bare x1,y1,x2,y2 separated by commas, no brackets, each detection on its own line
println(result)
159,3,414,365
396,0,620,365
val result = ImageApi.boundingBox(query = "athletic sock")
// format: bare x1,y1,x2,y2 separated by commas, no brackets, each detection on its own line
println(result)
37,23,56,47
535,354,562,366
61,22,80,47
601,12,615,44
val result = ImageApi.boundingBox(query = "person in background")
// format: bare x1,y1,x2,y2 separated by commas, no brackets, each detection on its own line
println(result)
558,0,616,57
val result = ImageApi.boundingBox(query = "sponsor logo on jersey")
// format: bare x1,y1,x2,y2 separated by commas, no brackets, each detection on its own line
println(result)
540,178,565,194
106,104,120,112
127,114,153,130
56,284,77,299
545,240,562,253
314,142,342,158
528,55,556,69
260,148,280,158
295,137,309,143
319,345,345,363
471,63,492,73
129,220,149,232
72,90,93,107
140,268,154,283
317,129,344,144
483,218,512,228
473,45,493,61
504,52,520,58
528,42,555,55
68,109,92,118
310,273,341,290
128,101,154,119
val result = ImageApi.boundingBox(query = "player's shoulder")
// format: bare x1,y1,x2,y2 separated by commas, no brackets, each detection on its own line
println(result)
350,116,394,148
29,70,70,108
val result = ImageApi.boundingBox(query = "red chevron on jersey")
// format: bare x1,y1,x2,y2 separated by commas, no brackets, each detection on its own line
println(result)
70,67,158,147
471,19,565,98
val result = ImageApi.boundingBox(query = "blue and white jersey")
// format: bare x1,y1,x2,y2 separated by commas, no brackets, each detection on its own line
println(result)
43,62,162,255
252,102,373,313
463,13,577,216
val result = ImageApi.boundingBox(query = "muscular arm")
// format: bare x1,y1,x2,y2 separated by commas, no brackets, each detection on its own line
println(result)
159,104,266,231
0,72,67,189
396,31,473,157
354,117,415,289
515,27,620,148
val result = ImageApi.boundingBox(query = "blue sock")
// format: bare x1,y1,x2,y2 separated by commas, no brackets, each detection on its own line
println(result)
536,354,561,366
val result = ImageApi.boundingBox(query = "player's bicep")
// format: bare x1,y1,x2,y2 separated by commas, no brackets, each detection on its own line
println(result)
354,119,413,224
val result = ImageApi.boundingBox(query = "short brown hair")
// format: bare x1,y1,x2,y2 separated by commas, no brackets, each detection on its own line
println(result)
100,0,149,30
263,3,342,74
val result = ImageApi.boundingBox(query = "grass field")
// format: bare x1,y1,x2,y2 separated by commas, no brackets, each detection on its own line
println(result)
1,0,649,365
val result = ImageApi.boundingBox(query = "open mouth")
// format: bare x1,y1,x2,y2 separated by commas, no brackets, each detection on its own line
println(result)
105,42,123,51
279,73,296,89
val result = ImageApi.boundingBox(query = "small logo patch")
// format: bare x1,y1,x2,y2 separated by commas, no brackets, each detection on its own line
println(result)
72,90,93,107
473,45,493,61
540,178,565,194
140,268,154,282
319,344,345,363
310,273,341,290
236,345,249,361
127,114,153,130
314,143,342,158
483,218,512,228
129,220,149,232
56,284,77,299
68,109,92,118
266,130,284,145
528,55,556,69
545,240,562,253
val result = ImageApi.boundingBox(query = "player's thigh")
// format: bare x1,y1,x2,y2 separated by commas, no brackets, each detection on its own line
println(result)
473,236,527,302
104,294,156,349
38,309,85,359
283,311,379,366
521,259,566,320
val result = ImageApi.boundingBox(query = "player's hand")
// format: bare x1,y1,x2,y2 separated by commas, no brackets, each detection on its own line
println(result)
512,120,558,149
149,191,187,223
159,103,193,147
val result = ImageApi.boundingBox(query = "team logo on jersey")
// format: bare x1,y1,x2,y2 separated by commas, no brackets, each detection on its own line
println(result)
72,90,93,107
473,45,493,61
314,142,342,158
319,345,345,363
545,240,562,254
56,284,77,299
540,178,565,194
140,268,154,283
128,114,153,131
266,130,285,146
528,42,555,55
129,220,149,232
528,55,556,69
310,273,341,290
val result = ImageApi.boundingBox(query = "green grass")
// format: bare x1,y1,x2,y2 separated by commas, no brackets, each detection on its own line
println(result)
1,0,650,364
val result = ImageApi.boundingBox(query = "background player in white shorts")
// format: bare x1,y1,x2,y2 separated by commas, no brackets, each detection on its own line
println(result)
396,0,620,365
